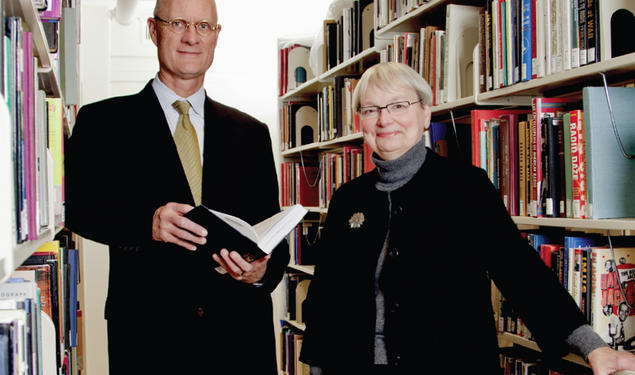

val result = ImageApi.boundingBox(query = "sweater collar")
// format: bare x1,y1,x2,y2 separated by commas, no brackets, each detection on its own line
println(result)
372,137,427,192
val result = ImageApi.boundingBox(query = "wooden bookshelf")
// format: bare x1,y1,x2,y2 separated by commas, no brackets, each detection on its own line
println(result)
498,332,588,367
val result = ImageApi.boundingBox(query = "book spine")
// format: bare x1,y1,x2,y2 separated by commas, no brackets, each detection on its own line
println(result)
578,0,587,65
585,0,596,63
569,109,585,219
518,120,527,216
521,0,532,81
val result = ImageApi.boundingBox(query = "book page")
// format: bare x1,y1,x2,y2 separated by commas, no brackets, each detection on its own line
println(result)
208,209,259,243
252,209,290,239
254,205,307,252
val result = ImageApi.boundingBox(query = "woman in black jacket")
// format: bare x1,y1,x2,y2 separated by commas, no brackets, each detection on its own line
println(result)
300,62,635,374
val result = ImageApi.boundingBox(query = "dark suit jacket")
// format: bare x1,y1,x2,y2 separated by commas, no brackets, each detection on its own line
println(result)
300,150,587,374
65,81,288,373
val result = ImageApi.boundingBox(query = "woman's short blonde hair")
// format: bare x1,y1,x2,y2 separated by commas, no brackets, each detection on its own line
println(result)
352,62,433,112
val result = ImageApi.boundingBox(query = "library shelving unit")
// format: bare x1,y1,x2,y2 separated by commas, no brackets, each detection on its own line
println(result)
0,0,68,282
277,0,635,372
0,0,80,373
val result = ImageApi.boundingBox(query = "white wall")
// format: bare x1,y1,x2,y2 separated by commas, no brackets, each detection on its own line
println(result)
78,1,332,374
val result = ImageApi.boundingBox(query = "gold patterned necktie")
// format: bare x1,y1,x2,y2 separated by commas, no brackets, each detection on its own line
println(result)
172,100,202,206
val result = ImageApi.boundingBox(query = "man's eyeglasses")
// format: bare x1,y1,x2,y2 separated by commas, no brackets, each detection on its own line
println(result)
358,99,424,119
153,16,221,36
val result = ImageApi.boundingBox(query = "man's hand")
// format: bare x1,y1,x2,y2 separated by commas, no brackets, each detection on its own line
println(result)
213,249,270,284
152,202,207,251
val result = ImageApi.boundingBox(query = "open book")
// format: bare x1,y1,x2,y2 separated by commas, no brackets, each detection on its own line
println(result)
184,204,307,262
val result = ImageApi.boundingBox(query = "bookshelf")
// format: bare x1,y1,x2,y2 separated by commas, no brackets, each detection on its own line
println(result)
0,0,81,373
277,0,635,372
0,0,69,283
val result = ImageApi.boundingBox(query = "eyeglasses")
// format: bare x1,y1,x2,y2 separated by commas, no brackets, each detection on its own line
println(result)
153,16,221,36
358,99,424,119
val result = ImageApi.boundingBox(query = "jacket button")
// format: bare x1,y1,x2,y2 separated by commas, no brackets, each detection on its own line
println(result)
196,307,205,317
389,248,399,257
389,302,400,314
393,205,403,215
393,355,401,366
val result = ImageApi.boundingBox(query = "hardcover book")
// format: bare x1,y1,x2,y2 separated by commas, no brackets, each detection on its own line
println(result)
185,204,308,262
590,246,635,352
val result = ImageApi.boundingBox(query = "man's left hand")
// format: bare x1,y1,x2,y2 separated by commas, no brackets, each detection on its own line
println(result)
212,249,270,284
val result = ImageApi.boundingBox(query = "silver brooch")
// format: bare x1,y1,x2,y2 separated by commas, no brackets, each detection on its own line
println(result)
348,212,365,229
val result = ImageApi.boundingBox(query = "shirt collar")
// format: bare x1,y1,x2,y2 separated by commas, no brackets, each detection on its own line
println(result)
151,74,206,117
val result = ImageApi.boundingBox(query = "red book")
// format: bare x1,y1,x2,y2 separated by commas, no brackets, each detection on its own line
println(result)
498,113,520,216
569,109,586,219
295,164,319,207
540,243,562,269
470,109,529,169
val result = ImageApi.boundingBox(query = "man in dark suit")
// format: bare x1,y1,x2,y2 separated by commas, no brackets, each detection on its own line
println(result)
64,0,288,373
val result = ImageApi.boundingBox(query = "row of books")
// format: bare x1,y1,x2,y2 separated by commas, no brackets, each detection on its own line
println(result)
280,162,320,208
280,326,309,375
280,77,362,151
471,87,635,220
378,26,448,106
288,219,321,266
0,234,80,375
499,231,635,354
281,145,365,210
378,4,481,105
484,0,635,92
5,15,66,244
377,1,634,105
375,0,432,30
322,0,374,72
319,146,365,208
499,346,592,374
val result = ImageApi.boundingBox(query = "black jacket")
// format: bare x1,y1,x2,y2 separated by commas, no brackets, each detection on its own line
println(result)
300,150,586,373
65,81,288,374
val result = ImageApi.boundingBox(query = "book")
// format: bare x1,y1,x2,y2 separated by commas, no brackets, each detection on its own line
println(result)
184,204,308,262
470,109,529,170
582,87,635,219
531,96,576,217
590,245,635,352
499,113,519,216
569,108,586,219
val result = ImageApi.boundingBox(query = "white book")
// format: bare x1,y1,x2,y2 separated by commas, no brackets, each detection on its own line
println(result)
535,0,547,78
561,0,572,70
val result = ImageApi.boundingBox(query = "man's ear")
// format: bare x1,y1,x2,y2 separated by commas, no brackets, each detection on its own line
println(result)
147,18,159,47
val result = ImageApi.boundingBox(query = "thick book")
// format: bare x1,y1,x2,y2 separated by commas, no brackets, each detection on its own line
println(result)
185,204,308,262
582,87,635,219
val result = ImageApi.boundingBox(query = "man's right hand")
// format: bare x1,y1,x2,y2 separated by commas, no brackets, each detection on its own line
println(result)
152,202,207,251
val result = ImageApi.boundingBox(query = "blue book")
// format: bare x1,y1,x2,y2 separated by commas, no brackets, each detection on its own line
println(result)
68,249,79,348
564,234,601,298
582,87,635,219
520,0,532,81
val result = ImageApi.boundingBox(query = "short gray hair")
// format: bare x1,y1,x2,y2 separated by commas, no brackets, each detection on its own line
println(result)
352,62,433,112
